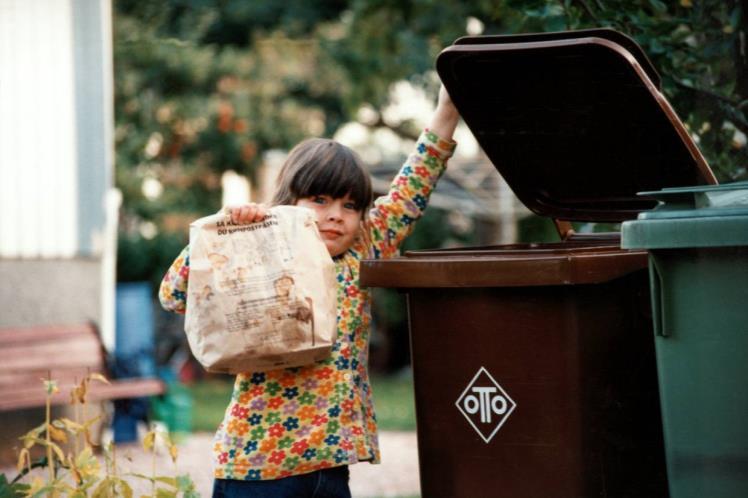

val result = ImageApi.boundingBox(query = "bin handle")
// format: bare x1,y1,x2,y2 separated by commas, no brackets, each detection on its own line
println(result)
649,257,669,337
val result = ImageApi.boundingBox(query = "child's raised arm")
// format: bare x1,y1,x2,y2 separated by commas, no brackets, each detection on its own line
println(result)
428,86,459,142
364,85,459,258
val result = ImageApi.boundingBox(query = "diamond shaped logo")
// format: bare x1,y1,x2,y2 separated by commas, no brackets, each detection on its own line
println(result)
456,367,517,443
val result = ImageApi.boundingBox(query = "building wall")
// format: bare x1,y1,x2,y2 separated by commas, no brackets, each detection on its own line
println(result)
0,0,115,343
1,0,78,258
0,259,102,328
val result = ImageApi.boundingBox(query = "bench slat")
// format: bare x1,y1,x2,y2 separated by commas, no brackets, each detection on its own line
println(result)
0,323,166,412
0,368,106,389
0,378,166,412
1,338,104,372
0,324,94,346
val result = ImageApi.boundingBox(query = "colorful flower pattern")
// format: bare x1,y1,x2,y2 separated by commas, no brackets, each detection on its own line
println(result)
159,129,456,480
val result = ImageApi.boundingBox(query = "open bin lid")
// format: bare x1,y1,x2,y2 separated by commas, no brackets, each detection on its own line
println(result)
437,29,716,223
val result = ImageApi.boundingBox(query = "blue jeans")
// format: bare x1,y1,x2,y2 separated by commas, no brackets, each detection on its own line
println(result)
211,466,351,498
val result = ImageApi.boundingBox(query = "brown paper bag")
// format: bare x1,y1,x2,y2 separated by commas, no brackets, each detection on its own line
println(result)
185,205,336,373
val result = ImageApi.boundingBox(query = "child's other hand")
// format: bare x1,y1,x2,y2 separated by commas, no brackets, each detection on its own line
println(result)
428,85,459,141
225,203,268,224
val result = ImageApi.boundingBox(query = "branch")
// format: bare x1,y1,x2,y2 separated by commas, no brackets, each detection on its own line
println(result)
737,0,748,97
670,77,748,136
671,78,740,107
571,0,600,22
559,1,572,29
11,457,68,484
363,115,421,141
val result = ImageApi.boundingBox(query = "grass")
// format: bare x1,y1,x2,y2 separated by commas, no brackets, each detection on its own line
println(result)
368,374,417,431
187,373,417,433
189,377,234,433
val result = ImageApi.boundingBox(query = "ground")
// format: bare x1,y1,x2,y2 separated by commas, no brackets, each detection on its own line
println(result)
1,431,420,498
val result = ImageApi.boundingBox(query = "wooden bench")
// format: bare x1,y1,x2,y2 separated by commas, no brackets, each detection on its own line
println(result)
0,323,165,412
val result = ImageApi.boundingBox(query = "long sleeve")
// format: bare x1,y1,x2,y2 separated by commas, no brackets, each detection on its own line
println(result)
159,245,190,314
366,129,457,259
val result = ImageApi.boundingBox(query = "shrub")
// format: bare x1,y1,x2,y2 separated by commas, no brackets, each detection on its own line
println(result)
1,374,200,498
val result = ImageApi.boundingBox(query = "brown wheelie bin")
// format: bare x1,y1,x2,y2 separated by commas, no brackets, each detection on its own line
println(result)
361,29,716,498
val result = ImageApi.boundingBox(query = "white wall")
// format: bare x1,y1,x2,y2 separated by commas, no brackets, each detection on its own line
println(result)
0,0,78,257
0,0,115,348
0,0,113,259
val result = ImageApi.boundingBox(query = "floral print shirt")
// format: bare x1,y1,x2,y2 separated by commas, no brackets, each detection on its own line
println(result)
159,129,456,480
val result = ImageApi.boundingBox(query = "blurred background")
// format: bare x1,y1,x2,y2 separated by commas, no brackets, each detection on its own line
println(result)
1,0,746,473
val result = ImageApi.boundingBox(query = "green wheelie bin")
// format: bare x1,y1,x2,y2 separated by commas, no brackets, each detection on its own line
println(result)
622,182,748,498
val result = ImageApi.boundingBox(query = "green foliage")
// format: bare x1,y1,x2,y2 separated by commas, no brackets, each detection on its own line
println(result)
114,0,746,287
402,207,476,251
0,474,29,498
185,378,234,433
117,231,187,290
517,215,560,243
369,375,417,431
334,0,747,179
538,0,747,182
6,375,200,498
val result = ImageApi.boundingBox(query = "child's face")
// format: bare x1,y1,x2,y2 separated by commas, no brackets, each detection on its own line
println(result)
295,193,361,257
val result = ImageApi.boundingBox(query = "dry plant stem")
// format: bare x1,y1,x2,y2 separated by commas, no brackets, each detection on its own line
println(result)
104,445,111,495
152,449,157,498
84,369,91,442
109,442,118,496
105,443,111,477
112,443,117,478
83,382,91,447
46,370,55,482
74,377,81,456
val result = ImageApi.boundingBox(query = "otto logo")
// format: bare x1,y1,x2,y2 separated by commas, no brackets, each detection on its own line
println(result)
456,367,516,443
462,386,509,423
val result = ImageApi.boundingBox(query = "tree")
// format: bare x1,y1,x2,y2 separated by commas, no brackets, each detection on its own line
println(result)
332,0,747,179
113,0,746,288
113,1,352,285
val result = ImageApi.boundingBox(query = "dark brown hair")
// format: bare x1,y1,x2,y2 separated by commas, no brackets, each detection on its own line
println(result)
271,138,373,218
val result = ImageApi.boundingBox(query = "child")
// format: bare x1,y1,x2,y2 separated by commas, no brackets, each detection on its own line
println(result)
159,86,459,498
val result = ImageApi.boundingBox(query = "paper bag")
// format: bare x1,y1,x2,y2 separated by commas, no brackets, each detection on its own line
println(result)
185,205,337,373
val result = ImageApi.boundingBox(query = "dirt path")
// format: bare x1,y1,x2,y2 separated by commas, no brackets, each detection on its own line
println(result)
2,431,421,497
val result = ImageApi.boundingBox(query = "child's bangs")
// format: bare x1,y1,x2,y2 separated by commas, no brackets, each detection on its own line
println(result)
292,152,372,211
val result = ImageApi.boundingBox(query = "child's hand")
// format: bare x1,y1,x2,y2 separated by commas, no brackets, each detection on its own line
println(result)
428,85,459,141
225,203,268,224
436,85,455,113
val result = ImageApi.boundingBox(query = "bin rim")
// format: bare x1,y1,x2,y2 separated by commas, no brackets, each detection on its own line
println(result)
639,181,748,196
622,181,748,249
360,244,648,288
636,181,748,220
